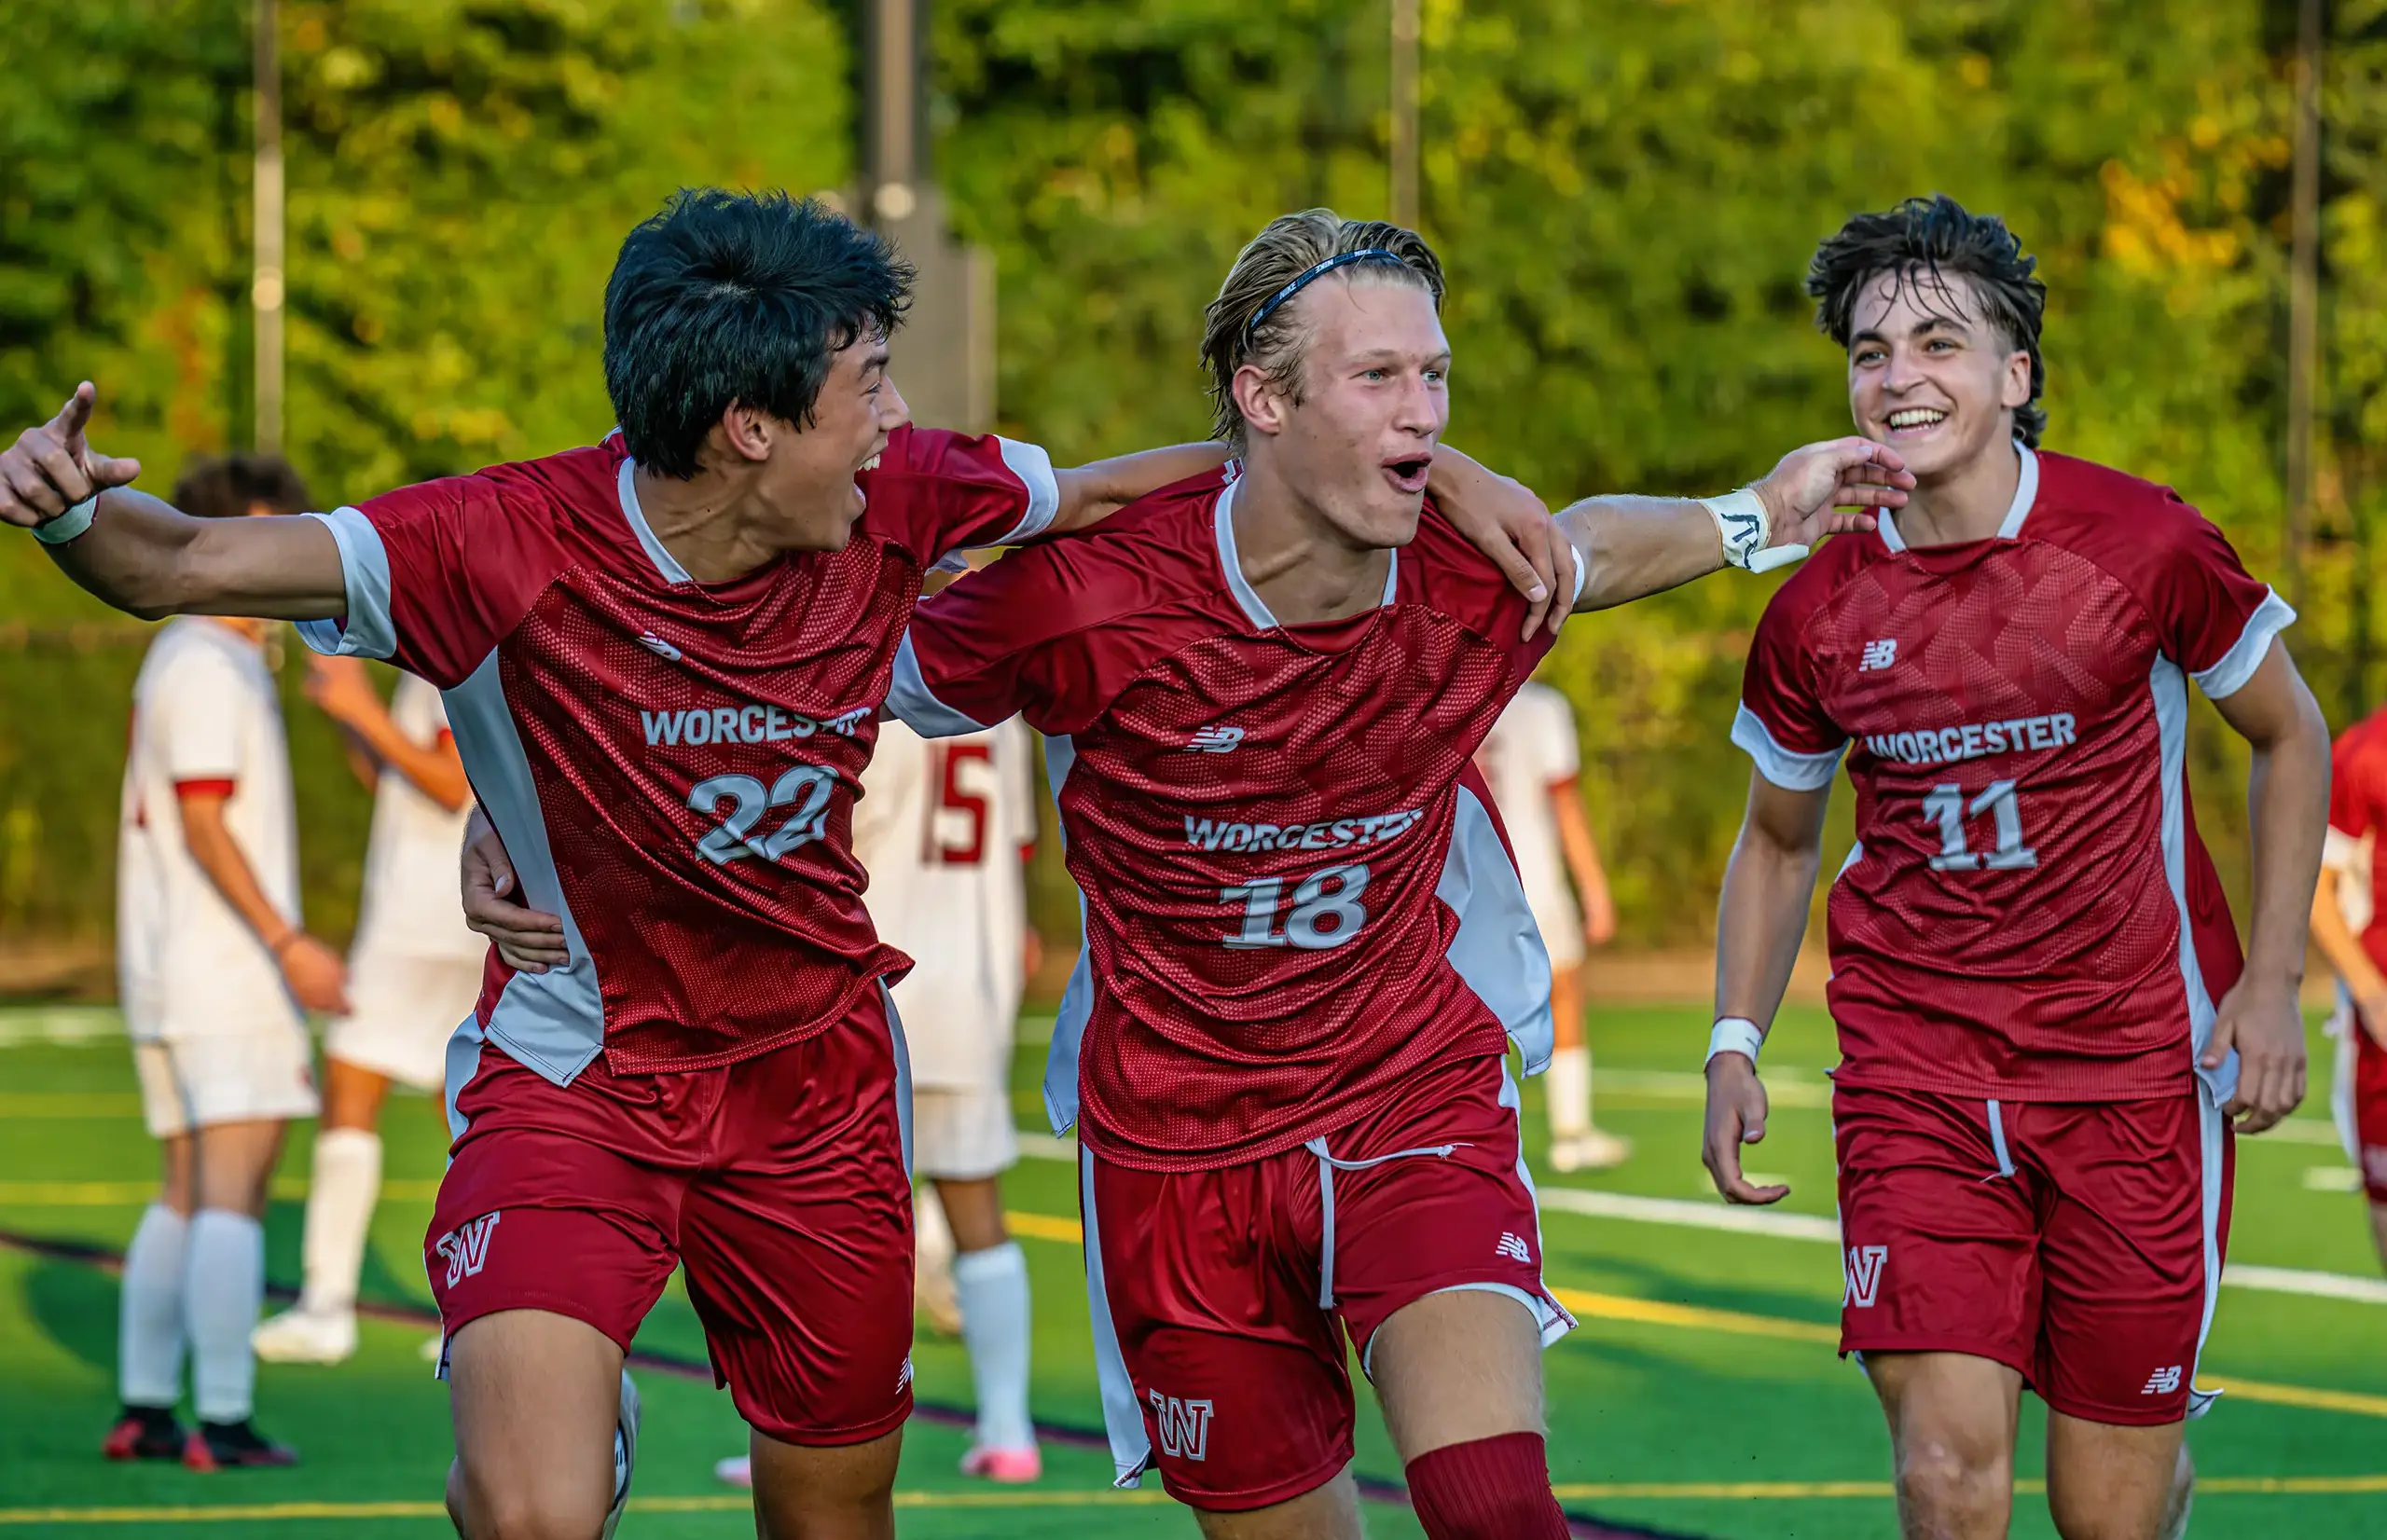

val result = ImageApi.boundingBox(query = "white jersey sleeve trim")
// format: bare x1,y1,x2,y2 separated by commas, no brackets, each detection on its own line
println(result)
887,631,999,739
992,438,1061,545
1731,703,1845,791
2191,589,2297,700
2324,825,2362,874
297,507,397,660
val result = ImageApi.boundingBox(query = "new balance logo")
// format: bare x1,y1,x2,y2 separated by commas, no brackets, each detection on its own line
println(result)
1843,1244,1888,1308
897,1356,915,1394
1148,1392,1214,1462
1496,1232,1534,1265
637,631,683,661
1859,639,1897,672
2143,1366,2183,1396
436,1213,502,1287
1186,724,1246,753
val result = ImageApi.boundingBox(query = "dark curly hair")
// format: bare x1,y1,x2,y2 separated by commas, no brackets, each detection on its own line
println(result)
1807,194,2048,447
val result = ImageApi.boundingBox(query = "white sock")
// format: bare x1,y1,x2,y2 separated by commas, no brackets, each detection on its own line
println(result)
118,1203,189,1409
954,1241,1034,1451
186,1209,264,1424
1548,1046,1592,1140
299,1128,381,1315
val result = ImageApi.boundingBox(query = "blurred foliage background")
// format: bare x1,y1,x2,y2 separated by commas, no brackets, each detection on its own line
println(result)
0,0,2379,982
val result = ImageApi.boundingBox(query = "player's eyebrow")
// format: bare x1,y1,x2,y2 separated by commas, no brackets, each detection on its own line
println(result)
1348,347,1453,368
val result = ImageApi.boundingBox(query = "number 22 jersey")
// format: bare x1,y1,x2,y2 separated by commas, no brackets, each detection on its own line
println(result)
299,426,1059,1083
1734,445,2295,1102
890,465,1563,1172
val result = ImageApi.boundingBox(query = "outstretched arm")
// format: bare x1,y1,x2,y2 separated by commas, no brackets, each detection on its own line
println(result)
306,656,472,812
2203,640,2331,1132
1703,772,1833,1206
1049,443,1233,533
0,384,346,621
1558,437,1911,612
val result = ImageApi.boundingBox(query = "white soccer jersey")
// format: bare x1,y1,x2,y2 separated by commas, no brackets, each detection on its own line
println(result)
117,618,304,1043
1473,681,1584,965
852,716,1036,1092
351,673,481,964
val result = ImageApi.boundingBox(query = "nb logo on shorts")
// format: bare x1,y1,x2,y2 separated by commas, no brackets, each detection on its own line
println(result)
2143,1366,2183,1396
436,1213,501,1287
1185,724,1245,753
1496,1232,1534,1265
898,1356,915,1394
1843,1244,1889,1308
1859,639,1897,672
1148,1392,1214,1462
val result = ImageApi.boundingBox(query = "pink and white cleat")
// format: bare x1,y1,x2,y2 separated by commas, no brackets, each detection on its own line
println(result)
959,1445,1042,1484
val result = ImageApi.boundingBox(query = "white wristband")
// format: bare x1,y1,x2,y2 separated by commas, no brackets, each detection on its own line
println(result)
1706,1016,1765,1067
1701,488,1808,573
32,493,98,545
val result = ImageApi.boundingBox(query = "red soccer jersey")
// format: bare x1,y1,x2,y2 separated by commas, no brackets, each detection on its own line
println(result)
1735,447,2294,1102
891,466,1562,1171
299,426,1058,1082
2328,709,2387,975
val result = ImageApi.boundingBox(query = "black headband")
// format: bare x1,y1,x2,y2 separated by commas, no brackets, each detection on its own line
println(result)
1244,249,1409,340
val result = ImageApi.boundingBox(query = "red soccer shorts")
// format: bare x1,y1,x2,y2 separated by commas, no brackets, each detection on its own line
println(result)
1834,1081,2233,1426
2339,1017,2387,1203
425,992,915,1446
1081,1052,1574,1512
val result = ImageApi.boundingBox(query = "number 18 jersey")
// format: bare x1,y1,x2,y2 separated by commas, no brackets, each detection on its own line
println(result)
891,466,1561,1172
1734,446,2294,1102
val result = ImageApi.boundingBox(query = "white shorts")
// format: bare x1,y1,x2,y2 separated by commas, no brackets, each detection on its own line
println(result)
325,950,484,1091
911,1086,1018,1181
132,1033,319,1139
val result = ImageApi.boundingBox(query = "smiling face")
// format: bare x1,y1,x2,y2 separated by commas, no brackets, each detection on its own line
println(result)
1234,277,1449,550
747,328,909,551
1846,268,2033,483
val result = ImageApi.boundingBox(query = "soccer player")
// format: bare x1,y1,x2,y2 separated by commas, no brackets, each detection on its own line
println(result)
878,209,1905,1539
1474,681,1621,1170
253,657,477,1366
2312,705,2387,1273
1704,196,2331,1540
717,710,1045,1492
2,191,1564,1540
106,455,348,1470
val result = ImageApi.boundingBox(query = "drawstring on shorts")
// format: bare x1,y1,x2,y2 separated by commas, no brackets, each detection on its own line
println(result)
1302,1136,1470,1308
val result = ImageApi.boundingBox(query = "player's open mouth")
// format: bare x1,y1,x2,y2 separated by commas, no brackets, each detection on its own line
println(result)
858,451,883,474
1884,407,1948,437
1384,457,1431,494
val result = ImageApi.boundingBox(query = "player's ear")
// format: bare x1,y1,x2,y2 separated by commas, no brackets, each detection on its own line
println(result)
2000,351,2032,413
716,401,776,465
1232,364,1288,440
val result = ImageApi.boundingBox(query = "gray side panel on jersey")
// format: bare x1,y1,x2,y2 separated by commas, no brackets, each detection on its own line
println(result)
882,981,915,1177
443,652,607,1087
2149,655,2231,1106
1438,784,1555,1073
443,1011,488,1141
296,507,397,660
1039,733,1092,1134
1080,1146,1154,1488
887,632,997,739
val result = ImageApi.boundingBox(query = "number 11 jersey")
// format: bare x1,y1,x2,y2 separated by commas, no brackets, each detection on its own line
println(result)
1734,445,2295,1103
892,465,1562,1173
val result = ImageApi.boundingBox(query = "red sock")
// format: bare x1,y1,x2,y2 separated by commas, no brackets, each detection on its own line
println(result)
1403,1431,1570,1540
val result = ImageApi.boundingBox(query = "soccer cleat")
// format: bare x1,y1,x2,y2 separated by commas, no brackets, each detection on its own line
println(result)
600,1370,640,1540
250,1306,358,1366
713,1453,753,1489
103,1407,186,1462
1548,1128,1632,1174
960,1445,1042,1484
182,1420,298,1470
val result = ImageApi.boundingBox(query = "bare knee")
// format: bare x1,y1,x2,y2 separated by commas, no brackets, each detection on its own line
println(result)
449,1464,611,1540
1895,1427,2012,1532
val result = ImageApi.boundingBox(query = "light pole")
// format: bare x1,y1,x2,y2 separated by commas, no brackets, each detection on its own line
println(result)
253,0,284,456
2284,0,2323,605
1389,0,1420,228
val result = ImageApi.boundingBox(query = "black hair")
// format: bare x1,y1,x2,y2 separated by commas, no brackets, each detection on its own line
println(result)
1807,194,2049,447
173,454,312,520
602,188,913,479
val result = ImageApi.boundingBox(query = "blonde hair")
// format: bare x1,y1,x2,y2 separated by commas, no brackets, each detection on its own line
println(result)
1201,209,1444,447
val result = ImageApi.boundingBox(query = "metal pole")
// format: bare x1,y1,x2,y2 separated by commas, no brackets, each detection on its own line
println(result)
252,0,284,455
2285,0,2323,603
866,0,918,225
1389,0,1419,228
